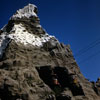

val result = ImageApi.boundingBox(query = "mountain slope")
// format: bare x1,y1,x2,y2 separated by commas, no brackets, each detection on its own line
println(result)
0,3,100,100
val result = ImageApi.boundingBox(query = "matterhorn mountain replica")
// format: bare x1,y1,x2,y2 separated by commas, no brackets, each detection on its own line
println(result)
0,3,100,100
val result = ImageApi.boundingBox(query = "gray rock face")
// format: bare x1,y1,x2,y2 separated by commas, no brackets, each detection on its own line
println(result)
0,3,100,100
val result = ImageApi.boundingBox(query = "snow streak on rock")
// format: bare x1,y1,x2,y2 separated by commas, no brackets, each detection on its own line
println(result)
0,33,11,58
9,24,55,46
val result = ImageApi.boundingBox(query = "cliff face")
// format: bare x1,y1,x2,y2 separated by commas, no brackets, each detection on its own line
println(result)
0,4,100,100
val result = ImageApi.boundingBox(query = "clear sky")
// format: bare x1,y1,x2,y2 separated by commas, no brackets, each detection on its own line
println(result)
0,0,100,81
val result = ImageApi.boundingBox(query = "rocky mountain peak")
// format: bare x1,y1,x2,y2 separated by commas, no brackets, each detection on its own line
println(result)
0,3,100,100
11,3,38,20
0,4,58,59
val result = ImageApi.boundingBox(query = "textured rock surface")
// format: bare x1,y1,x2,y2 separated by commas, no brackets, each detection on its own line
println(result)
0,3,100,100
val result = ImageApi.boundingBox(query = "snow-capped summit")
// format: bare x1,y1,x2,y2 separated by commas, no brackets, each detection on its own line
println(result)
0,4,58,58
11,3,38,20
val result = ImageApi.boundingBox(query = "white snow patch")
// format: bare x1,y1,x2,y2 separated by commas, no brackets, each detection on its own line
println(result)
8,24,55,46
0,23,56,58
11,4,37,20
36,25,41,28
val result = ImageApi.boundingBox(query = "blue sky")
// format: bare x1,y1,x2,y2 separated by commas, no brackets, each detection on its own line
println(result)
0,0,100,81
